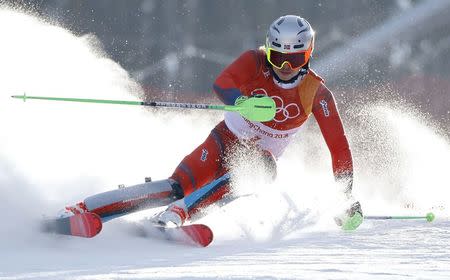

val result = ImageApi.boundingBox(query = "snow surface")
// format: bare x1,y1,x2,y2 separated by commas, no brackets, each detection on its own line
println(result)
1,9,449,280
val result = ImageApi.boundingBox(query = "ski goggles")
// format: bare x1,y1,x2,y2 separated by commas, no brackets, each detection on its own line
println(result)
266,46,313,70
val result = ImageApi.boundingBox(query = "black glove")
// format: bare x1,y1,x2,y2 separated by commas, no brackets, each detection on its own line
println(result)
334,201,364,230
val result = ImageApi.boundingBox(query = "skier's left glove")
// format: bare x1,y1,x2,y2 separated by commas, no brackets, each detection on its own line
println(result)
334,201,364,231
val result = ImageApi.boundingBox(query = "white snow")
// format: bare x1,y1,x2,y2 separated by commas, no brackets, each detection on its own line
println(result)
0,9,449,280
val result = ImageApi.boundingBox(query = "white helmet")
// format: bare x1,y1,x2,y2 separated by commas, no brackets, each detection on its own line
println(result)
265,15,315,69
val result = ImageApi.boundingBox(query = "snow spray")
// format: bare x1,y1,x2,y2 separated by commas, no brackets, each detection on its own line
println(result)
0,8,448,245
0,8,217,231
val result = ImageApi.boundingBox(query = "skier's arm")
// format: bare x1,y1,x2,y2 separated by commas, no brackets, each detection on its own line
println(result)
312,83,354,195
213,50,259,105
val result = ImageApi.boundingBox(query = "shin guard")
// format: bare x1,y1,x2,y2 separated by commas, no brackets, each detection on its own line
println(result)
84,179,182,221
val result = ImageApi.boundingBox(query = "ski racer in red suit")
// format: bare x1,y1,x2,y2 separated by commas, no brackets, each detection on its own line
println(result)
60,15,363,231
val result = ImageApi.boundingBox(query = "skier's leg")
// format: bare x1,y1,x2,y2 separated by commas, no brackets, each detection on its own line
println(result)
154,124,279,226
60,179,184,221
169,121,234,197
60,121,233,222
156,148,277,226
153,121,236,226
83,144,275,223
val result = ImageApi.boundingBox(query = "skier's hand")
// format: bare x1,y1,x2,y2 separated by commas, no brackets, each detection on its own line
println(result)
334,201,364,231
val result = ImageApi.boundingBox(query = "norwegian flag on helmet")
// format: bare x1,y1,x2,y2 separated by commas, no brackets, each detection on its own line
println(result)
284,44,291,50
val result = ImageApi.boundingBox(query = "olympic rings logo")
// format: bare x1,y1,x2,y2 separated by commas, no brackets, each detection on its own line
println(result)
271,96,301,122
251,88,301,123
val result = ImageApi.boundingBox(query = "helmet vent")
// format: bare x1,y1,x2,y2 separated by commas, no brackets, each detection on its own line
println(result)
277,17,285,25
293,44,304,49
297,18,304,28
297,29,308,35
272,26,280,34
272,42,281,48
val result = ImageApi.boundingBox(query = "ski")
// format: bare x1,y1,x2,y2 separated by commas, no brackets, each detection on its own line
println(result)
41,212,103,238
135,222,214,247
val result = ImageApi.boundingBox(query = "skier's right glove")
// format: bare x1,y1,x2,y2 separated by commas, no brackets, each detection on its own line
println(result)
334,201,364,231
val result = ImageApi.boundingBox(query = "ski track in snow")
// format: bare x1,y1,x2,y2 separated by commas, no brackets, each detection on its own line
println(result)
1,220,450,279
1,8,450,280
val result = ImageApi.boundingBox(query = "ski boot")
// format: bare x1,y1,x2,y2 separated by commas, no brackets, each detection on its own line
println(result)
152,200,189,227
56,201,89,218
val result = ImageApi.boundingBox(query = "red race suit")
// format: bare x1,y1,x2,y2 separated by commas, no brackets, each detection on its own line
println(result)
171,49,353,203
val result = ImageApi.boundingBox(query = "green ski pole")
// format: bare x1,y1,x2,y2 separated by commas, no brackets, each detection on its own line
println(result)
11,94,276,122
365,212,435,222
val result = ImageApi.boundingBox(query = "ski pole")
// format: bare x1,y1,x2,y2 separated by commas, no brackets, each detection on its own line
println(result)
11,93,276,122
365,212,435,222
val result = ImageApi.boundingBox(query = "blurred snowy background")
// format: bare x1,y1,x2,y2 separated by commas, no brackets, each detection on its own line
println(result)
6,0,449,130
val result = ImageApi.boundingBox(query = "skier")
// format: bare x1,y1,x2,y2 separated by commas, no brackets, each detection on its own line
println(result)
58,15,363,231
